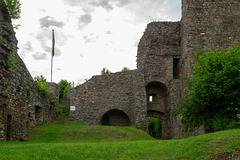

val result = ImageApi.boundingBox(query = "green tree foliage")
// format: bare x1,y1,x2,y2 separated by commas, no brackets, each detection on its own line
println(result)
34,75,51,95
58,80,71,99
178,43,240,132
121,67,130,72
0,0,21,19
101,68,111,75
147,117,162,139
50,96,59,110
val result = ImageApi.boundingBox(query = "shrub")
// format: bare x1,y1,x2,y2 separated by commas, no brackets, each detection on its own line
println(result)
101,68,111,75
34,75,51,95
58,80,71,99
50,96,59,110
0,0,21,19
178,43,240,132
147,117,162,139
122,67,130,72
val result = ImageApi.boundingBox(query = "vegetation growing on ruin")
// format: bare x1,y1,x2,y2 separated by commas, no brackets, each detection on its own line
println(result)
58,80,71,99
0,0,21,19
121,67,130,72
50,96,59,110
101,67,111,75
7,50,19,69
178,43,240,132
34,75,51,95
147,117,162,139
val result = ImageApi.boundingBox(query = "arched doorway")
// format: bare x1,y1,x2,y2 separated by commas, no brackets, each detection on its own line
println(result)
146,82,171,139
145,82,168,112
6,115,12,141
101,109,131,126
35,106,42,124
147,110,164,139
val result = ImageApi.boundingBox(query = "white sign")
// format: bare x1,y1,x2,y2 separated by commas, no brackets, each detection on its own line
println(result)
70,106,75,111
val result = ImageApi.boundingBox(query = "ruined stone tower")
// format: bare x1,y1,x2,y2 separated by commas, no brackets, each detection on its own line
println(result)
68,0,240,139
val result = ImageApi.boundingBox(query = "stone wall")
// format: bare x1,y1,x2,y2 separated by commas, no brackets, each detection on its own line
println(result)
69,70,147,128
68,0,240,139
181,0,240,77
0,6,58,141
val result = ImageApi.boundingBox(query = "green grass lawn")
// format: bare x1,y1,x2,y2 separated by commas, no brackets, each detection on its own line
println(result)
0,114,239,160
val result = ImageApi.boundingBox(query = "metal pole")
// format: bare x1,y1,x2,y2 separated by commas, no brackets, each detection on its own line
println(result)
51,29,55,82
51,51,53,82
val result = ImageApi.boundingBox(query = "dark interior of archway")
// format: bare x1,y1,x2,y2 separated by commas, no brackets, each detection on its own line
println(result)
101,109,131,126
35,106,42,120
6,115,12,141
147,116,162,139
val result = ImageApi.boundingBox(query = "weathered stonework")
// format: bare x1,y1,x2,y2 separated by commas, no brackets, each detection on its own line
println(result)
0,6,58,141
69,70,147,129
69,0,240,139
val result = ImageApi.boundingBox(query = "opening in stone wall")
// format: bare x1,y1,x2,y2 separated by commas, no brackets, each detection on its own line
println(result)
35,106,42,123
147,110,164,140
173,58,180,79
6,115,12,141
149,95,153,102
101,109,131,126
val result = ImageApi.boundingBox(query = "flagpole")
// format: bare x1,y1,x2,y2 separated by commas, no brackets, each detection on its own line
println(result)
51,29,55,82
51,49,53,82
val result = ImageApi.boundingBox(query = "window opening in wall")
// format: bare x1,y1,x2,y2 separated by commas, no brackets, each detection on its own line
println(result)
149,95,153,102
173,58,180,79
6,115,12,141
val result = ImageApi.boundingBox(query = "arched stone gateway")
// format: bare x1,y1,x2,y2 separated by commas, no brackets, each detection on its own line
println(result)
146,82,172,139
145,82,168,113
147,110,164,119
101,109,131,126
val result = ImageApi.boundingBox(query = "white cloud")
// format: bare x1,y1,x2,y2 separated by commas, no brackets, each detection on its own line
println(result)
15,0,181,83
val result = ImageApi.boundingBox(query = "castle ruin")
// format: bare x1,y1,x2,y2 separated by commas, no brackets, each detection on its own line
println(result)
0,0,240,141
0,4,58,141
68,0,240,139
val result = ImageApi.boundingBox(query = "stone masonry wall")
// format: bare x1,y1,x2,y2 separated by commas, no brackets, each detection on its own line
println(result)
0,6,58,141
68,0,240,139
69,70,147,128
181,0,240,77
137,22,182,139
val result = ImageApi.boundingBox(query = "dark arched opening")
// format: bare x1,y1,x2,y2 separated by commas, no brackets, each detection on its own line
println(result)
101,109,131,126
35,106,42,124
147,110,164,139
145,82,167,112
6,115,12,141
146,82,171,139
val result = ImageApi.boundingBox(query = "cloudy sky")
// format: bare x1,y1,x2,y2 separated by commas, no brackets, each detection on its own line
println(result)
14,0,181,85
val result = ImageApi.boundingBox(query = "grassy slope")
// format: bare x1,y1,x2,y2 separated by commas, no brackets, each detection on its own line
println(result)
0,115,239,160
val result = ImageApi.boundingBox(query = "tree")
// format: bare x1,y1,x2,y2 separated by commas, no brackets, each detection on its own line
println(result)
178,43,240,132
58,80,71,99
101,68,111,75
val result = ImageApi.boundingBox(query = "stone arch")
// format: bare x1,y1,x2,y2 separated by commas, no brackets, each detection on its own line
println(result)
147,110,164,119
101,109,131,126
146,82,172,139
145,81,168,112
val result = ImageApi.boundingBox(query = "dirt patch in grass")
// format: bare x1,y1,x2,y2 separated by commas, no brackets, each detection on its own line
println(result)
216,151,240,160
